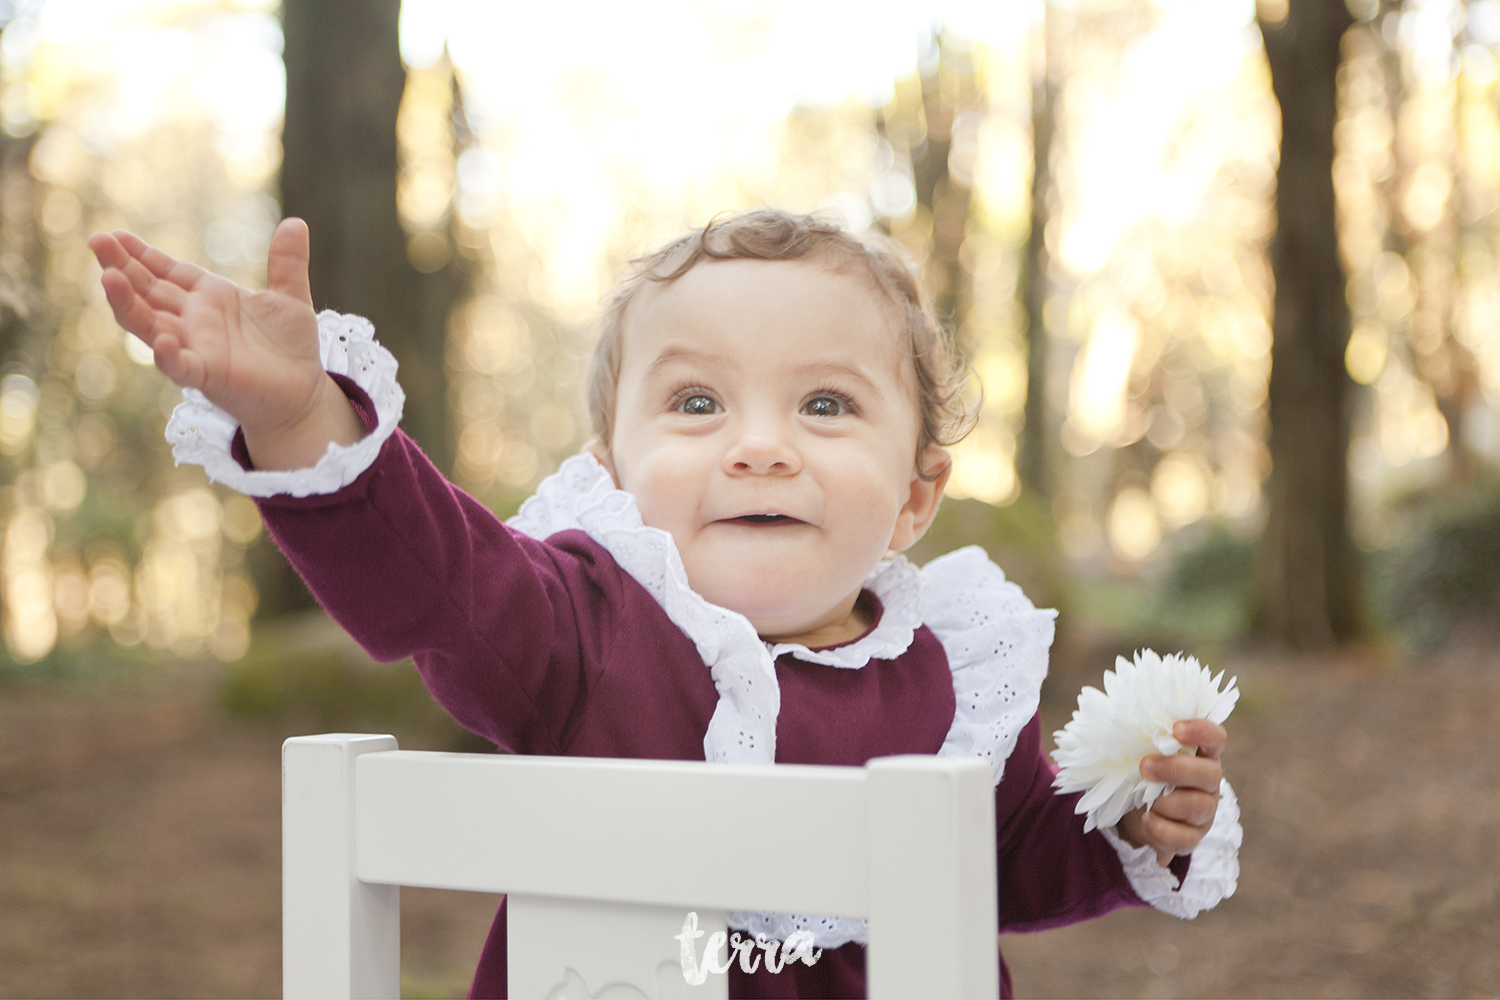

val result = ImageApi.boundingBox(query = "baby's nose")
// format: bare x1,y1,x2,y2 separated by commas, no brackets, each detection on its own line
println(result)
723,431,801,476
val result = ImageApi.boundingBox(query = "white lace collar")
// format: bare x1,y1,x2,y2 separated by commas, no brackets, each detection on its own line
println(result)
508,453,927,765
509,454,1056,778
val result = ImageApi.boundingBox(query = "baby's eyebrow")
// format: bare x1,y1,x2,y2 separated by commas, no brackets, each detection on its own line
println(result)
798,362,880,396
645,346,726,376
644,347,886,397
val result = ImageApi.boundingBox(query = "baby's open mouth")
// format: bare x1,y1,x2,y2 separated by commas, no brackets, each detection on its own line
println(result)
730,514,798,524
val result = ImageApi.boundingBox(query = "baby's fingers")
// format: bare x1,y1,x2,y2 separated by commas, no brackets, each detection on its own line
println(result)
88,232,133,272
1142,751,1222,795
266,218,313,306
114,231,208,289
99,268,169,342
1136,807,1209,860
93,238,190,317
112,252,193,315
1148,786,1220,829
1173,719,1227,760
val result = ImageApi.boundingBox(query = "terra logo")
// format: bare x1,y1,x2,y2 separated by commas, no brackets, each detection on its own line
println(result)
674,912,823,984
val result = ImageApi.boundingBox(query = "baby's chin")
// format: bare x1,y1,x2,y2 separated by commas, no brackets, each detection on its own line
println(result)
688,568,861,639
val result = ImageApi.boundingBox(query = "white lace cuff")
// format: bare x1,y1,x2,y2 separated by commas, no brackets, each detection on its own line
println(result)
1099,778,1241,919
164,311,405,498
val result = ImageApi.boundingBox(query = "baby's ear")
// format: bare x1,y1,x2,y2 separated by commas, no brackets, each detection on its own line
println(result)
889,446,951,552
582,439,621,488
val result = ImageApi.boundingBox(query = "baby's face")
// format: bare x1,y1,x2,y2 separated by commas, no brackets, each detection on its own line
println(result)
595,259,947,646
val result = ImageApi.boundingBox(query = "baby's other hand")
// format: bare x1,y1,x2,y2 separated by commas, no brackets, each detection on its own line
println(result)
89,219,363,470
1117,718,1225,866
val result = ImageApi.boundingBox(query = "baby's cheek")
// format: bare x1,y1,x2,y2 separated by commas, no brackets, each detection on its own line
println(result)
826,493,885,534
863,479,911,528
619,456,702,527
844,497,910,562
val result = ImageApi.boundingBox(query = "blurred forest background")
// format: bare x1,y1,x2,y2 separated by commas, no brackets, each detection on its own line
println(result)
0,0,1497,997
1,0,1498,673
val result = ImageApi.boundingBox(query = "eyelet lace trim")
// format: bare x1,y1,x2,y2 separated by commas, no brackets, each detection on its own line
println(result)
726,911,867,953
1098,779,1241,918
509,453,780,766
163,311,404,498
923,546,1057,785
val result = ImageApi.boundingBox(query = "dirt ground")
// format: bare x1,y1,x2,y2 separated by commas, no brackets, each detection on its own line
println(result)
1,626,1496,999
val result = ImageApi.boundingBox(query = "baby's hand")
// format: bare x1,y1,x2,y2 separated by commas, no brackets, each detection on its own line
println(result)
89,218,364,471
1117,718,1225,866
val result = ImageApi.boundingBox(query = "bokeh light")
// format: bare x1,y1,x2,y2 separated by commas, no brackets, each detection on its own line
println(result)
2,0,1499,667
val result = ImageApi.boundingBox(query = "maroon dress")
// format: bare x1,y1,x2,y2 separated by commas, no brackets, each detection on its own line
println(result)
245,378,1181,999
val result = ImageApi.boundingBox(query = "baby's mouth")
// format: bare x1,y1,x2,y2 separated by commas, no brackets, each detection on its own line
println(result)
727,514,800,525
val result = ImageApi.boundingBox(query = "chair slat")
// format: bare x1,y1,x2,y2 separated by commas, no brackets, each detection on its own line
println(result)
353,751,871,915
867,756,999,999
283,734,400,1000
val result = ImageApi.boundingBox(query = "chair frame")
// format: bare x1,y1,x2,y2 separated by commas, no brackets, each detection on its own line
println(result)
282,733,999,999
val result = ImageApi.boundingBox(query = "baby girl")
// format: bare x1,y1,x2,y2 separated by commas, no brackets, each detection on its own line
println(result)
89,210,1238,999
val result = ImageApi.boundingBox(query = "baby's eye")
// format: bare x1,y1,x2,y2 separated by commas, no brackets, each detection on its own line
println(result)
801,395,849,418
678,394,721,416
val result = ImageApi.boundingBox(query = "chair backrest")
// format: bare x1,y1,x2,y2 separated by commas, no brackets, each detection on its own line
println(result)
282,734,998,999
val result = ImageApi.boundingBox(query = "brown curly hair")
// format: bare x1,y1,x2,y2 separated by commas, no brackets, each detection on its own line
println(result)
586,209,978,474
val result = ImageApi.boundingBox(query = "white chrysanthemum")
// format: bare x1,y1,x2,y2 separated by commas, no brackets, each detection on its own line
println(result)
1051,650,1238,832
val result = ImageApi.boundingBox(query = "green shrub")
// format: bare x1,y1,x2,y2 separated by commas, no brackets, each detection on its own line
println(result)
1165,523,1257,604
221,639,488,751
1155,524,1259,647
1374,481,1500,651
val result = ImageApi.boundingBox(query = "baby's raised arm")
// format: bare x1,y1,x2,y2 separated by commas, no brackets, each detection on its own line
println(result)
93,218,621,758
89,218,364,471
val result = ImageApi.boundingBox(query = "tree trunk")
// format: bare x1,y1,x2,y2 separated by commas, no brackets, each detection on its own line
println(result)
0,16,44,377
270,0,464,618
910,40,980,338
1257,0,1362,648
0,130,42,374
280,0,456,472
1018,12,1057,499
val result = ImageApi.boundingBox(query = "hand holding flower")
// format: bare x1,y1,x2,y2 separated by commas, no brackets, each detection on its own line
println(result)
1051,650,1238,868
1117,718,1226,866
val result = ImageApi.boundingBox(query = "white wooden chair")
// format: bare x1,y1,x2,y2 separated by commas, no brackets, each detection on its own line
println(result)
282,734,999,999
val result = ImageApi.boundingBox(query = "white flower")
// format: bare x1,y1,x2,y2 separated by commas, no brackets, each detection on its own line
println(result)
1051,649,1238,832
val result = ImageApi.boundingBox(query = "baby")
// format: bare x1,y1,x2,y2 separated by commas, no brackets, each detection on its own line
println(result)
89,210,1237,999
